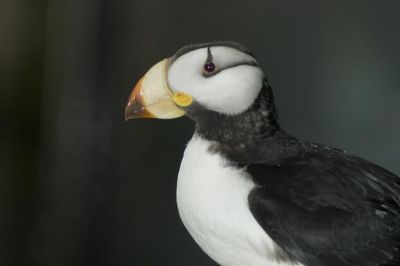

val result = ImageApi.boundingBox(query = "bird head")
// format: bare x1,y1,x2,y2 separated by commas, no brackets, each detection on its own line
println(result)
125,42,279,145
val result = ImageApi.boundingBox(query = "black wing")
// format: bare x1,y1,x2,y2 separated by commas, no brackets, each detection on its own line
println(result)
247,144,400,266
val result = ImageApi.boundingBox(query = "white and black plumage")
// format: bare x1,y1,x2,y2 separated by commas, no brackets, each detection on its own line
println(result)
125,41,400,266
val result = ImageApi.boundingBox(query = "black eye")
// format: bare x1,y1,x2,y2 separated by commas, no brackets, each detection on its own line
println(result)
204,62,216,73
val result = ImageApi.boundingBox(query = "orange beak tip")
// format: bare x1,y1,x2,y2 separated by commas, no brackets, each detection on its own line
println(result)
125,77,154,120
124,100,154,120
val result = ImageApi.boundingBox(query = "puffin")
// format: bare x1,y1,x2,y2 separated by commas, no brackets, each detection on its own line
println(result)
125,41,400,266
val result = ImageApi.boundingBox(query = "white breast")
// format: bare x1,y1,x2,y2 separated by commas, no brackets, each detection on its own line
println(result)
176,135,301,266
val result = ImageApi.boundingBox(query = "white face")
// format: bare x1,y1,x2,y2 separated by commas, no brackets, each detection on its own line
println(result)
167,46,264,115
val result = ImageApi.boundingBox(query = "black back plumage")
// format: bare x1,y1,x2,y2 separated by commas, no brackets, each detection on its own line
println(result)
188,82,400,266
248,143,400,266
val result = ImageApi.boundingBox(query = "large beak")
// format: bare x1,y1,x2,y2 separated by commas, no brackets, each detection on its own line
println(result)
125,59,190,120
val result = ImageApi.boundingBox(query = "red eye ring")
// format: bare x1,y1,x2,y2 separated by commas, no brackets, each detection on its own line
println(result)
204,62,216,73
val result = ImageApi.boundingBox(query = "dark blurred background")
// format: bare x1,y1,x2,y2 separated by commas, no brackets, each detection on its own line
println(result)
1,0,400,265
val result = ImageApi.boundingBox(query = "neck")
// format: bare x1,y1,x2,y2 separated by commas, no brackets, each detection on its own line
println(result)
186,83,303,165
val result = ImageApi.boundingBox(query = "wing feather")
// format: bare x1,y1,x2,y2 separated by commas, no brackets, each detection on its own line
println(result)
247,144,400,266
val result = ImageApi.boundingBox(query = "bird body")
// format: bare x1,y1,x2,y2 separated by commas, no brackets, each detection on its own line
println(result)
126,41,400,266
177,135,300,266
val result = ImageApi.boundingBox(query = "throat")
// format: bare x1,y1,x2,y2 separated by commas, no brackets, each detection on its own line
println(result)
193,83,280,144
188,85,303,166
201,129,302,166
196,107,280,148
